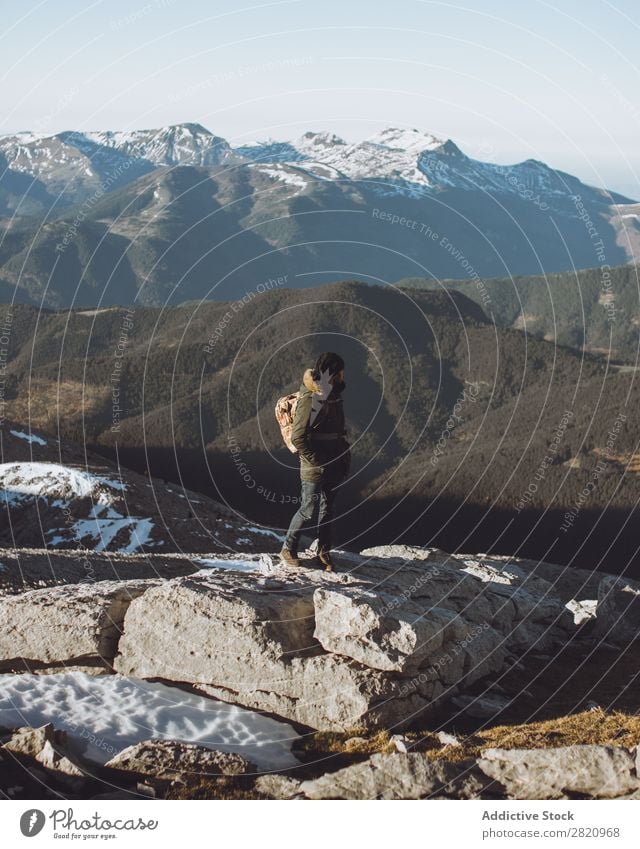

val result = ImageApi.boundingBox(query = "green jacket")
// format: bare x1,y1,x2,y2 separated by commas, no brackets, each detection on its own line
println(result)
291,369,350,483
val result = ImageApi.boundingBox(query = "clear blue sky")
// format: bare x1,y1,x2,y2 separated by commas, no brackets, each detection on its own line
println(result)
2,0,639,198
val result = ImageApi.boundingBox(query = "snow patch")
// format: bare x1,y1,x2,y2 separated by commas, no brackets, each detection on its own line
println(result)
0,672,298,771
244,526,285,542
252,164,308,193
46,503,156,554
366,126,444,152
9,430,47,446
0,462,126,506
193,558,260,574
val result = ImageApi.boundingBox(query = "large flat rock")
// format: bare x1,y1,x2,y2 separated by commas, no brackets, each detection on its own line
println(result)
0,579,156,670
112,549,579,730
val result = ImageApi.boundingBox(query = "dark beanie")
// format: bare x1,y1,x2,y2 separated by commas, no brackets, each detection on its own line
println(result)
314,351,345,377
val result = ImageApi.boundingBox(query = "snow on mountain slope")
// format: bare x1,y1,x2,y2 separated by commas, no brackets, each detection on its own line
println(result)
367,126,444,153
237,125,632,205
0,460,157,554
286,128,441,194
247,162,309,195
2,122,633,209
0,123,233,212
0,461,125,506
70,122,232,167
0,421,287,554
9,429,47,446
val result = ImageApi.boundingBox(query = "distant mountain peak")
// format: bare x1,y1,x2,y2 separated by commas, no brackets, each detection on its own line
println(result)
366,126,445,152
295,131,347,148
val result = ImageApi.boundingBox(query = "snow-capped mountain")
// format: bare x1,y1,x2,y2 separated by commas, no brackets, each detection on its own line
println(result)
0,122,633,214
0,122,637,307
0,123,233,214
237,125,628,204
64,122,232,167
0,122,230,173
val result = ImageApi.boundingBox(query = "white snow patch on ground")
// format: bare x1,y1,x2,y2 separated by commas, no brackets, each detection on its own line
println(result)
244,526,285,542
0,463,155,553
194,558,260,573
9,430,47,446
46,504,157,554
0,672,298,771
254,164,308,193
0,462,125,506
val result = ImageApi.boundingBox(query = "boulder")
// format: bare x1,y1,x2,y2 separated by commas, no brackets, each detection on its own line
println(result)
3,723,87,782
105,740,256,780
112,550,580,731
313,585,464,672
0,580,156,670
565,598,598,626
254,774,304,799
114,572,405,731
477,744,640,799
595,576,640,645
300,752,491,799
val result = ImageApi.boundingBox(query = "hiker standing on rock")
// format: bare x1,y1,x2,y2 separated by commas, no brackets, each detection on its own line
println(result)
280,352,350,571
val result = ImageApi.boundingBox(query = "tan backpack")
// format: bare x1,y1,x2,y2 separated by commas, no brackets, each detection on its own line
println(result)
275,392,300,453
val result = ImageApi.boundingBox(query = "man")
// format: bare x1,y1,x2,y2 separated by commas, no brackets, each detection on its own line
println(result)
280,352,350,571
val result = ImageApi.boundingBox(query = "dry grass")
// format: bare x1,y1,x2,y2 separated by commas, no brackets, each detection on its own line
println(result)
297,708,640,770
8,379,110,427
592,447,640,474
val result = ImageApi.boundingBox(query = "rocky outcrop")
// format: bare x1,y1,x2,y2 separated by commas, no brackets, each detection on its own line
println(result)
476,744,640,799
2,724,87,785
300,752,491,799
113,547,578,731
105,740,256,780
254,774,304,799
299,745,640,800
595,575,640,645
0,580,156,670
5,544,632,733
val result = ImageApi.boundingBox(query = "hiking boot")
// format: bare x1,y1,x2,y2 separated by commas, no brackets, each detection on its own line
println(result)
317,548,333,572
279,547,300,567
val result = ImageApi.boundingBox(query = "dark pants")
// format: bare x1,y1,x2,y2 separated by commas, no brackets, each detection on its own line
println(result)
283,478,339,554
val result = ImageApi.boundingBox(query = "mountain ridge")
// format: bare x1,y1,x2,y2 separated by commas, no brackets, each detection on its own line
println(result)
1,121,637,309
